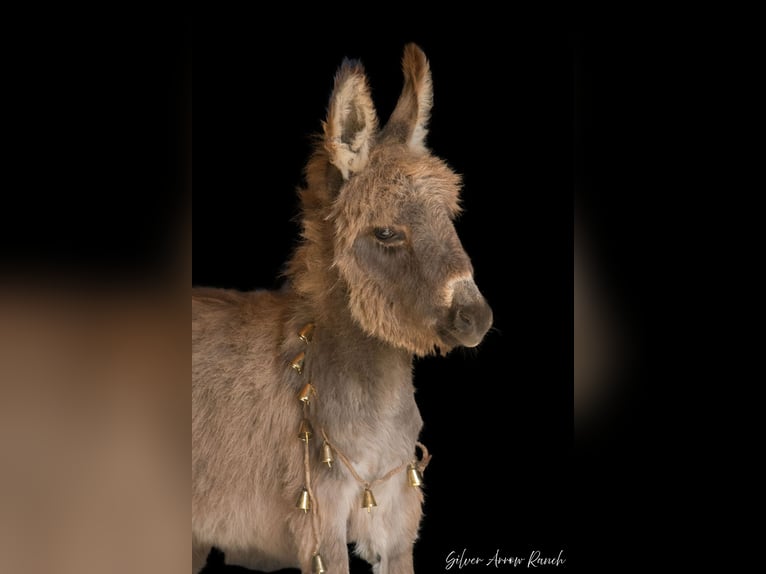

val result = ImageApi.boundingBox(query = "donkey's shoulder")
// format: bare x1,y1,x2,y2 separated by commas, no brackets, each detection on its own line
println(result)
192,287,295,358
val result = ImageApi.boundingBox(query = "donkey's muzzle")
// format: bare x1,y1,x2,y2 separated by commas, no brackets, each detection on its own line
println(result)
448,280,493,348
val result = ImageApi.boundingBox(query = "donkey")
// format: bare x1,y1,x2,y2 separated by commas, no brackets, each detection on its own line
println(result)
192,44,493,573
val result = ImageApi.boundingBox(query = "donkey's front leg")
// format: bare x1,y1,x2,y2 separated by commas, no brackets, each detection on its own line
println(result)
375,548,416,574
298,537,350,574
292,512,351,574
351,479,423,574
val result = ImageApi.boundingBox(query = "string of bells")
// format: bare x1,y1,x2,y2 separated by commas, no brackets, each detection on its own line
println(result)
289,322,429,573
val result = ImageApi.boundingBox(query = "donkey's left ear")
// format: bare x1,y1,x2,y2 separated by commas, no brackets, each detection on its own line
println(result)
381,43,433,151
323,59,378,180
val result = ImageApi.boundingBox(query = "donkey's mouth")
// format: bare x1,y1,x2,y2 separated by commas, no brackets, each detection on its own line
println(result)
440,328,486,349
436,328,462,352
437,321,491,350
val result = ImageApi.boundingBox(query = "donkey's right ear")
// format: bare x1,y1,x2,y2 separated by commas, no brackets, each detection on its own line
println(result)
323,59,378,180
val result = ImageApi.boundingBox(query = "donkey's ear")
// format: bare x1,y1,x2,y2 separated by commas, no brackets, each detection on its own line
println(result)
323,59,378,180
381,44,433,151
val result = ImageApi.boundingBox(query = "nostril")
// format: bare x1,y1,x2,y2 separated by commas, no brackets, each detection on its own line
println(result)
448,297,492,347
457,309,473,327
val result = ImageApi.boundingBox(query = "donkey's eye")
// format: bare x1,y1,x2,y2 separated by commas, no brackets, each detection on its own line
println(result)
373,227,400,242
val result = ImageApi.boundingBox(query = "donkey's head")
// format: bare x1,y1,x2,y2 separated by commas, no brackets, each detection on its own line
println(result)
301,44,492,356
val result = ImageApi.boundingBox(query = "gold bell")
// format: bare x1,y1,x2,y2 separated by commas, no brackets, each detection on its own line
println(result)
295,488,311,512
298,418,314,442
291,351,306,374
298,323,315,344
297,382,314,404
311,552,326,574
321,440,334,468
407,464,424,487
361,488,377,513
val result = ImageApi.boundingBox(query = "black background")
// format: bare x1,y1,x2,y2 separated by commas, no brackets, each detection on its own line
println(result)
0,7,748,571
194,15,572,574
0,11,190,277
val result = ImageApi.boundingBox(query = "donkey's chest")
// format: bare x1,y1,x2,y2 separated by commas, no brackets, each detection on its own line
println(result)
305,372,424,514
311,415,422,524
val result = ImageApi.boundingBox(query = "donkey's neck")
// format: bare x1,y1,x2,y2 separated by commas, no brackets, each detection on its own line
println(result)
287,285,421,457
294,284,413,390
